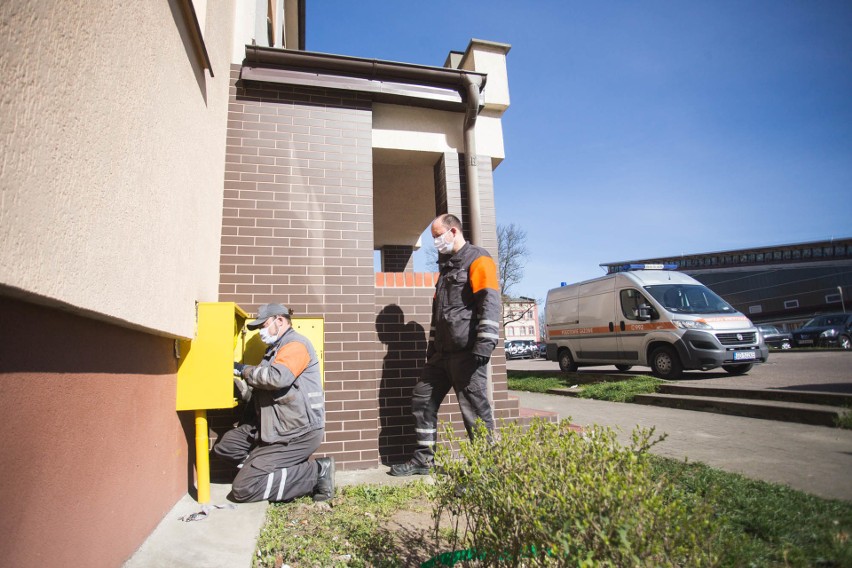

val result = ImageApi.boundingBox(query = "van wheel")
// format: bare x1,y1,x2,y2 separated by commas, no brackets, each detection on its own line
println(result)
650,346,683,380
558,349,579,372
615,365,633,372
722,364,753,375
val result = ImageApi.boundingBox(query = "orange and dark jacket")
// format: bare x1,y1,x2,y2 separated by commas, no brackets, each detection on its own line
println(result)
429,243,501,358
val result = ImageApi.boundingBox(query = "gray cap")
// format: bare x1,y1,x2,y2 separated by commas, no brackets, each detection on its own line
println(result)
247,303,291,329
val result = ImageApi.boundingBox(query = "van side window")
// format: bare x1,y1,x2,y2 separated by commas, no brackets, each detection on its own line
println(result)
620,289,652,321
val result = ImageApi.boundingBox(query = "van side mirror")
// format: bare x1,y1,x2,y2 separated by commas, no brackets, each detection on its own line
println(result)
637,304,653,321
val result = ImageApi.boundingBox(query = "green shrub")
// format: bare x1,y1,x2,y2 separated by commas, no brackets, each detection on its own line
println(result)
432,419,718,567
836,408,852,430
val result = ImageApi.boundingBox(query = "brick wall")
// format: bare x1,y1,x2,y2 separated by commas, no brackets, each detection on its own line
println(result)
219,66,379,470
381,244,415,272
217,65,519,472
375,273,518,464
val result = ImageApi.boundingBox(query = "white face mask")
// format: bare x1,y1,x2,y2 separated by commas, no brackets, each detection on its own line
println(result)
259,321,279,344
434,229,454,255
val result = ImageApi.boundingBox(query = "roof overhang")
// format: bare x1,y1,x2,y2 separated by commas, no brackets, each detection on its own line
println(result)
240,46,487,112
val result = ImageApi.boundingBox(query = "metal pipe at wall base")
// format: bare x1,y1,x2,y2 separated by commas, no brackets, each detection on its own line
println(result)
195,409,210,504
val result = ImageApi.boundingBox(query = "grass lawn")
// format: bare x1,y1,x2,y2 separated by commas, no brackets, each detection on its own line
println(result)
253,461,852,567
508,371,663,402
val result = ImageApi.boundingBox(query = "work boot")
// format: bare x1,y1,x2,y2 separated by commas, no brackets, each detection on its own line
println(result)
389,460,431,477
313,457,335,502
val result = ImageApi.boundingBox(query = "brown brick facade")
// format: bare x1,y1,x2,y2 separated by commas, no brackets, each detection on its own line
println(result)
218,64,519,471
375,274,518,464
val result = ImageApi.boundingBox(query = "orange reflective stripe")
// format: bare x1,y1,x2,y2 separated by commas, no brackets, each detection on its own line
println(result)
273,342,311,377
469,256,499,293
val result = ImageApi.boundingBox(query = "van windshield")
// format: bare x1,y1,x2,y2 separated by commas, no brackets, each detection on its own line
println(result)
644,284,736,315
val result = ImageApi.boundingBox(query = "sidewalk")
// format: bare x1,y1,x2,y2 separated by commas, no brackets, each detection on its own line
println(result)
122,465,422,568
125,352,851,566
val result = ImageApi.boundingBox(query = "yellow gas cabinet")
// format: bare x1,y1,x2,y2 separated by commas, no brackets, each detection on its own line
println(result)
238,316,325,385
176,302,247,504
176,302,324,503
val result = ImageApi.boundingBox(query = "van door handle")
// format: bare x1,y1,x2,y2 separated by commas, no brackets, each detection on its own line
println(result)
620,321,626,331
609,322,614,332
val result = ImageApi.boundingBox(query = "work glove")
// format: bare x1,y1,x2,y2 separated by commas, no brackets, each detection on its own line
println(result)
474,354,490,366
233,362,246,377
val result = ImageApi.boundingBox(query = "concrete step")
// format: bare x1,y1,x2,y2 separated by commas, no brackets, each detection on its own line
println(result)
632,393,847,427
660,384,852,407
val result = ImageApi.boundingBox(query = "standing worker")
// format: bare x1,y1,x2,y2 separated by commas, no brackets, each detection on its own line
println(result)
390,214,501,476
214,303,334,502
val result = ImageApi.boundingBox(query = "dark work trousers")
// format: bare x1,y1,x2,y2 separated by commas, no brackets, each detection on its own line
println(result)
410,351,494,466
213,424,323,503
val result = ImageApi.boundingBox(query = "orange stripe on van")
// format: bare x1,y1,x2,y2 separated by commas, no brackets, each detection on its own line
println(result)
469,256,499,293
549,321,678,337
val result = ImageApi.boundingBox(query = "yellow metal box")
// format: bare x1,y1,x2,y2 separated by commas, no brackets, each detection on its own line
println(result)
176,302,247,411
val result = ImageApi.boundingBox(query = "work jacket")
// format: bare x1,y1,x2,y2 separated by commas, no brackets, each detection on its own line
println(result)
244,327,324,444
429,242,501,359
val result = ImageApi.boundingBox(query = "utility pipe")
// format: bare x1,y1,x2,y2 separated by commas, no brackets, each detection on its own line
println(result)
195,409,210,503
244,45,486,93
462,73,484,246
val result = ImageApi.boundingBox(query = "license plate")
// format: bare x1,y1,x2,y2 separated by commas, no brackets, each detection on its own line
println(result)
733,351,756,361
798,339,813,345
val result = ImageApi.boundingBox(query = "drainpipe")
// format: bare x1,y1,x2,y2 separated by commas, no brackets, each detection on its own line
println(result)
462,73,484,246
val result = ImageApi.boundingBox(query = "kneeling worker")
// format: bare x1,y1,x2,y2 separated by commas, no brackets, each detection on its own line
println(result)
214,303,334,502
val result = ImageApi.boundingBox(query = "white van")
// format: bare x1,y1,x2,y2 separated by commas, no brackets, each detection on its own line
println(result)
544,265,768,379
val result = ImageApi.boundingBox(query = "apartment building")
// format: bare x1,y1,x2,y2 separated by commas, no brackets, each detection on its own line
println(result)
0,1,515,564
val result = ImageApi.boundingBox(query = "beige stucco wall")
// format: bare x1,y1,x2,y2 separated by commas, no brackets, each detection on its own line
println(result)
373,103,506,162
0,1,235,338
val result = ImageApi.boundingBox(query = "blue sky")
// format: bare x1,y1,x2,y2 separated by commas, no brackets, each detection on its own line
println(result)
308,1,852,303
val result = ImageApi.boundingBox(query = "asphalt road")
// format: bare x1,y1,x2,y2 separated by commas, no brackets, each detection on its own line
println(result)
508,351,852,502
508,350,852,392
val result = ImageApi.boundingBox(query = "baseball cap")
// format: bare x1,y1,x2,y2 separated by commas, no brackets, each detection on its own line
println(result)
247,303,291,329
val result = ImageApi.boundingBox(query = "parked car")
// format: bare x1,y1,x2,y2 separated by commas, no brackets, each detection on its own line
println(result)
791,313,852,349
757,325,793,350
537,342,547,358
505,340,537,360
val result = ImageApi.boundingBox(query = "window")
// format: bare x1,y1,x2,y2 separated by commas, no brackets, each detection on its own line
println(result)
620,289,653,320
784,299,799,309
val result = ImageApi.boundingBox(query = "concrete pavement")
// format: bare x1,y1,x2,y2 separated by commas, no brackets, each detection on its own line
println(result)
513,390,852,503
124,352,851,566
508,352,852,502
121,465,425,567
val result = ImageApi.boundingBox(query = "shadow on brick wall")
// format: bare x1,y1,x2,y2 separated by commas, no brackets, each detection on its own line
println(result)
376,304,427,464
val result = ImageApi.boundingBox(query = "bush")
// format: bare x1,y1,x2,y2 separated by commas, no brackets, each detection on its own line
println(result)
432,419,718,567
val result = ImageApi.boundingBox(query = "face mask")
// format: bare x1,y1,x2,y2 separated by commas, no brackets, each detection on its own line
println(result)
259,323,279,345
434,229,454,255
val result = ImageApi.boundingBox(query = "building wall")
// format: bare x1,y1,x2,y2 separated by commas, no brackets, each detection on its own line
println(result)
219,65,520,468
219,69,380,469
375,275,518,464
0,2,237,566
0,1,234,338
0,297,189,567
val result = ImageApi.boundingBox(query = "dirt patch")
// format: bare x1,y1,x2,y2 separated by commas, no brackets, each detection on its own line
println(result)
377,497,465,565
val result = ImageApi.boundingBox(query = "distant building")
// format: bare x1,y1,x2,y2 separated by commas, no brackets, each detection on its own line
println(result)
602,237,852,330
503,296,541,341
